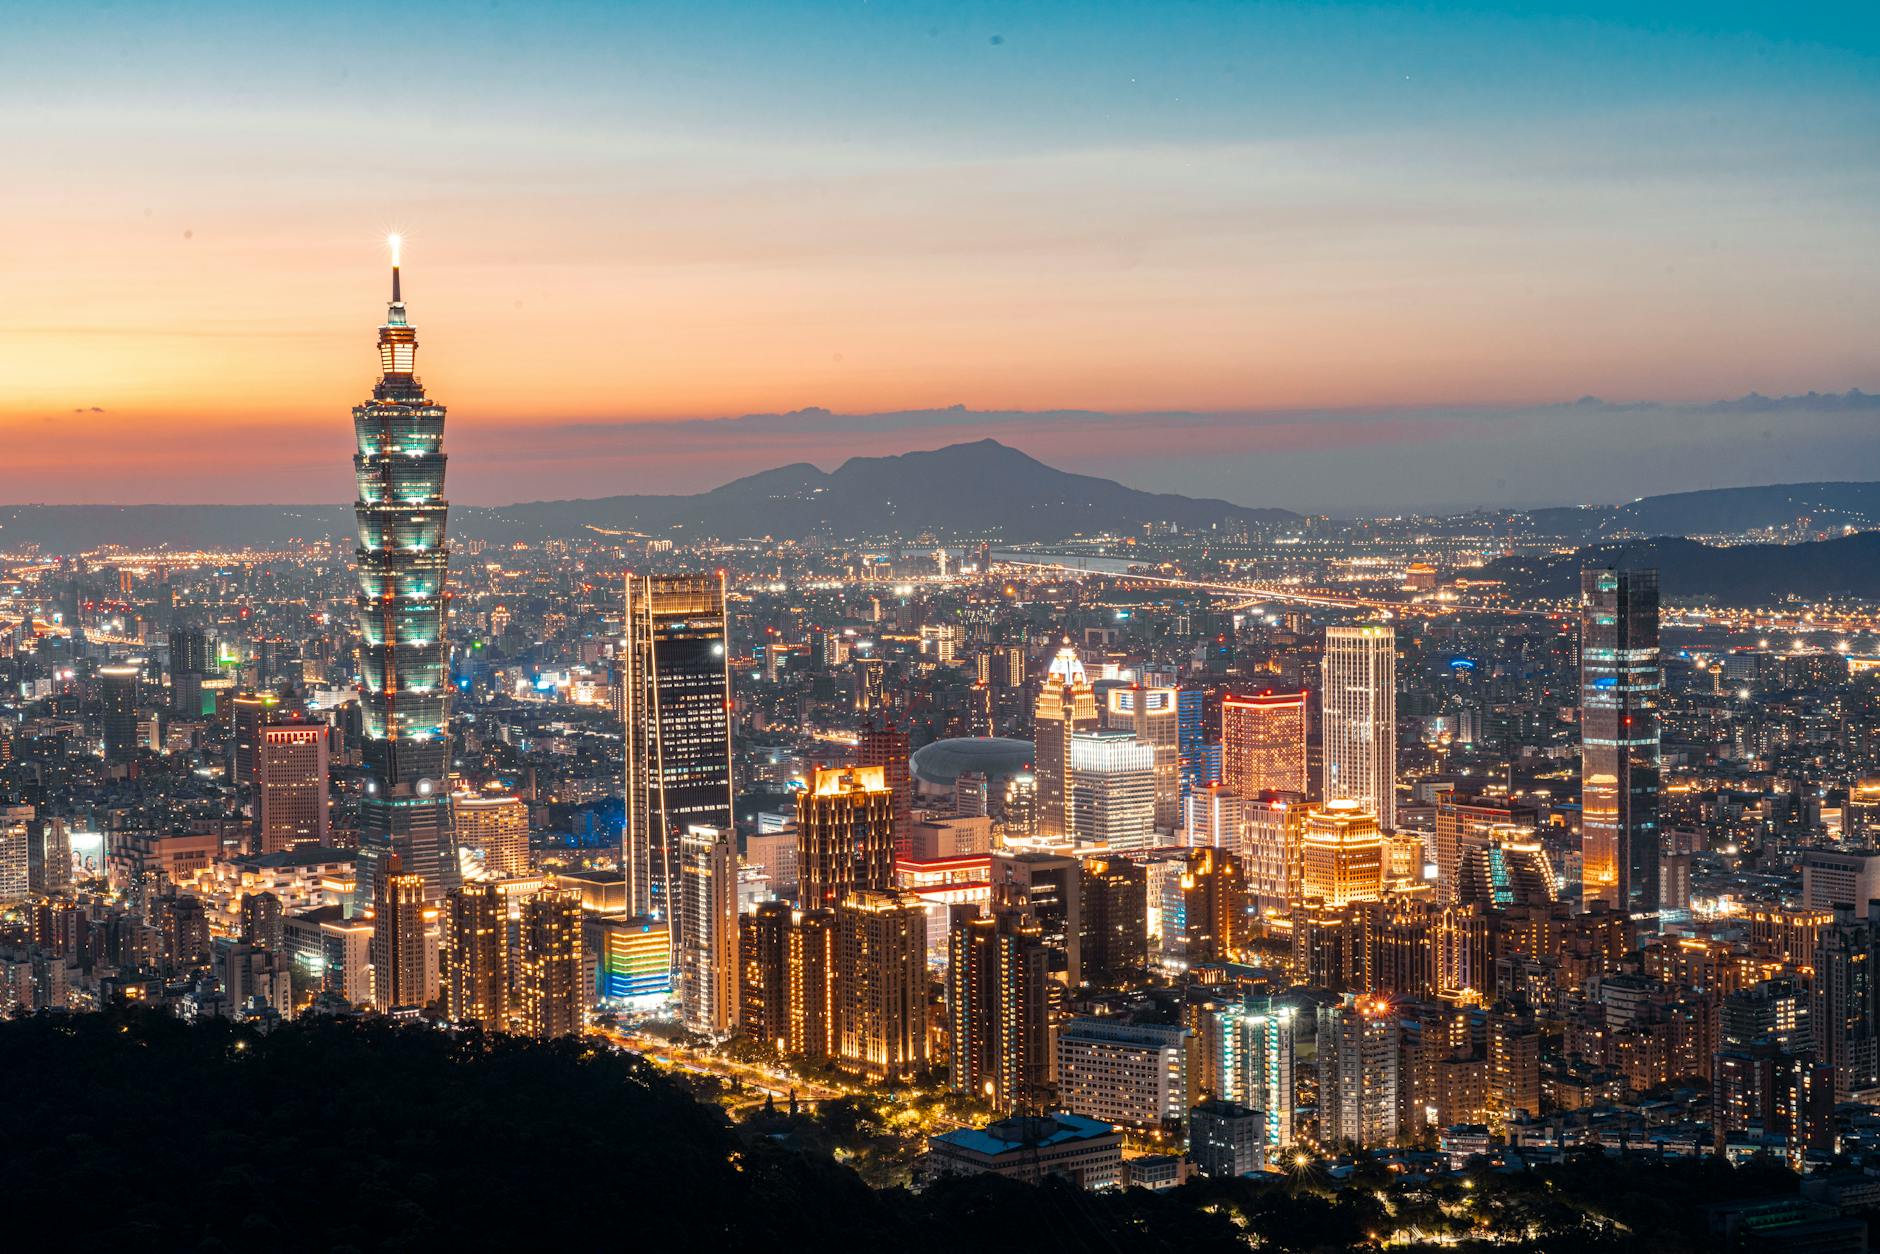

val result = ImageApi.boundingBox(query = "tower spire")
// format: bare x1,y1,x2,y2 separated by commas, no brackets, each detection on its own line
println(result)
389,234,403,304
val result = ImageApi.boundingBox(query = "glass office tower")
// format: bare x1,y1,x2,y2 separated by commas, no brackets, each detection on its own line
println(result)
351,245,459,910
1579,566,1661,920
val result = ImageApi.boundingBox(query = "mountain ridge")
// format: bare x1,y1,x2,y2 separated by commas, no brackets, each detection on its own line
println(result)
0,439,1293,549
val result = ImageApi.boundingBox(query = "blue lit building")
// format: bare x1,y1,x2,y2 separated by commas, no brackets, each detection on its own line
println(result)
351,244,460,910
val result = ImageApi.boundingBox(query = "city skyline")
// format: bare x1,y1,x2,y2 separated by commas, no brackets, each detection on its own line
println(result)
3,2,1877,508
9,4,1880,1244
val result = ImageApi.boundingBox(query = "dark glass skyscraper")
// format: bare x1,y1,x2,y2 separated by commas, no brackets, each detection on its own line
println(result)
351,244,458,910
1580,566,1660,920
622,572,734,930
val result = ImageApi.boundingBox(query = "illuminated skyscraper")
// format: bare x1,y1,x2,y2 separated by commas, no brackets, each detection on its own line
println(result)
834,890,929,1079
370,855,431,1012
1321,626,1396,830
230,690,281,790
795,766,896,911
519,887,585,1038
453,794,531,878
1580,567,1661,919
622,573,734,929
1434,794,1531,904
1106,686,1180,829
1078,855,1148,984
947,907,1050,1114
1221,690,1308,799
856,722,913,858
352,242,459,909
1032,641,1099,839
739,899,792,1049
444,880,507,1027
254,723,329,854
1317,996,1400,1149
99,663,141,763
1299,800,1384,908
1178,846,1247,964
677,825,738,1035
1067,731,1157,850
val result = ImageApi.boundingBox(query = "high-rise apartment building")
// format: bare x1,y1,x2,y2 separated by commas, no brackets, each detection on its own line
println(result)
992,850,1082,986
948,908,1050,1114
1317,996,1400,1149
1106,686,1180,829
1067,731,1157,850
1812,904,1880,1100
444,880,507,1027
1580,567,1662,919
622,572,734,930
787,908,838,1062
352,248,459,910
1246,796,1307,908
1079,855,1148,984
519,887,584,1039
796,766,896,911
1434,794,1532,903
453,794,531,878
1222,691,1308,799
255,724,329,854
1321,626,1396,831
738,899,792,1049
1179,846,1248,964
1033,642,1099,839
0,820,27,905
677,825,738,1035
856,722,913,858
834,890,929,1078
370,856,431,1012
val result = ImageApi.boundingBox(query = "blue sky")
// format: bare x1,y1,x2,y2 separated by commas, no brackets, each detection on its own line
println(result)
1,1,1875,508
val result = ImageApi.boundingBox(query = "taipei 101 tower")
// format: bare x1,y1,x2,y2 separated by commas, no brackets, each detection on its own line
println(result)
351,238,460,911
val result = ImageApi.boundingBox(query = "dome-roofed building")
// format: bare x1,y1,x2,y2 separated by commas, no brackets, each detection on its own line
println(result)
911,737,1035,798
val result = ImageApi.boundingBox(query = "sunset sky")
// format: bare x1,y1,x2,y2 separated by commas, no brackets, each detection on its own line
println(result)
2,1,1877,510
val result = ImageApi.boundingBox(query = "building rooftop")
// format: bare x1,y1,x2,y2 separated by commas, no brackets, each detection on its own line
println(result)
935,1113,1117,1157
911,736,1034,787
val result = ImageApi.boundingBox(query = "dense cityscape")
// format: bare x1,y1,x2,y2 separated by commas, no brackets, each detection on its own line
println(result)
3,243,1880,1252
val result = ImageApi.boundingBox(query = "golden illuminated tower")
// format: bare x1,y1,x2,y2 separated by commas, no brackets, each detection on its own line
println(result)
444,880,506,1027
1300,800,1384,907
370,855,431,1012
519,887,584,1039
795,766,896,911
1032,640,1098,839
453,794,531,878
678,825,738,1035
834,890,929,1079
1222,690,1308,799
787,908,838,1062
